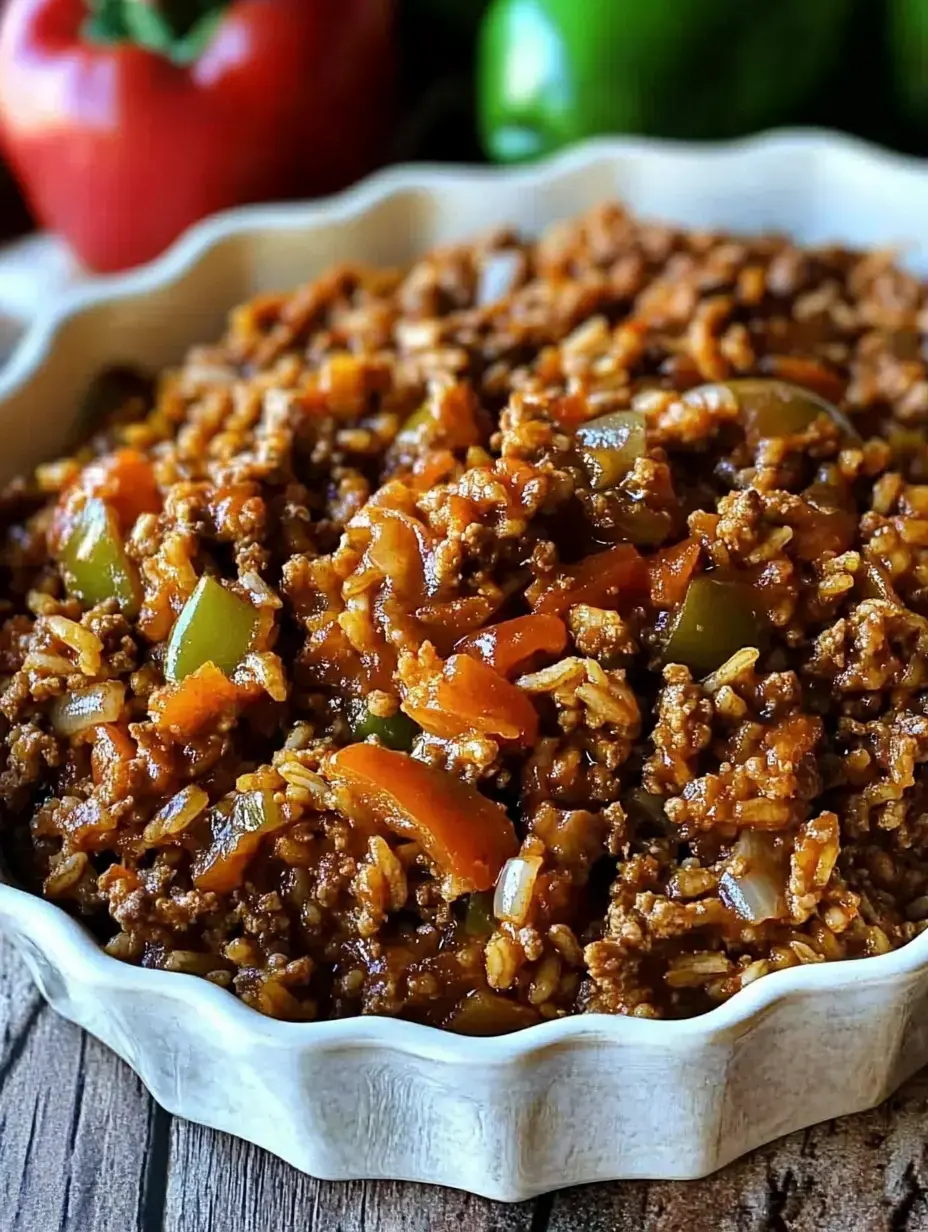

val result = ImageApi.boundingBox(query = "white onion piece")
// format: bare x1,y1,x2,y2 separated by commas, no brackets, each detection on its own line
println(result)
50,681,125,737
493,855,542,925
476,249,523,306
719,830,786,923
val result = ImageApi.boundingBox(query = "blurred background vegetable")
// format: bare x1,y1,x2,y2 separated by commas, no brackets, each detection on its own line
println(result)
0,0,395,270
477,0,857,161
0,0,927,272
889,0,928,135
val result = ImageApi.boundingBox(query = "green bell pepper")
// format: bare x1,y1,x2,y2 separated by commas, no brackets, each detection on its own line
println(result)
478,0,855,161
57,498,142,619
347,699,420,751
889,0,928,132
662,575,763,677
164,575,259,682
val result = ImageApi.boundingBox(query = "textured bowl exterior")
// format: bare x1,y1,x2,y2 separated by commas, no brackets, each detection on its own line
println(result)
2,131,928,1199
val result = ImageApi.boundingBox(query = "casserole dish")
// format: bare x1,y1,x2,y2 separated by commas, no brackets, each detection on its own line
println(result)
2,130,928,1200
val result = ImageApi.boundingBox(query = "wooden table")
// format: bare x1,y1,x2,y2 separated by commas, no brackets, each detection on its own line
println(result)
1,937,927,1231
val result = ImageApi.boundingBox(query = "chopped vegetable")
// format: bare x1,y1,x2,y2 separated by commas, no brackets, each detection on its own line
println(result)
476,248,524,305
574,410,646,489
478,0,855,162
607,503,673,547
663,575,761,675
532,543,648,616
719,830,787,923
493,854,543,924
366,514,427,602
648,538,701,609
416,594,501,648
165,575,259,683
56,498,142,618
143,784,211,847
401,653,539,746
464,890,496,936
443,989,541,1035
0,0,395,272
50,681,125,736
348,700,419,751
687,378,860,443
192,790,288,893
90,723,136,787
150,661,242,741
800,482,858,557
329,744,518,892
79,448,161,533
454,614,567,677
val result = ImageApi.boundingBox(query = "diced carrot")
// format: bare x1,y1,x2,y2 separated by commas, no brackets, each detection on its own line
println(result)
454,614,567,677
648,538,702,609
91,723,136,786
78,448,162,534
149,661,241,741
402,653,539,746
329,744,518,891
532,543,648,616
416,594,500,652
410,449,457,492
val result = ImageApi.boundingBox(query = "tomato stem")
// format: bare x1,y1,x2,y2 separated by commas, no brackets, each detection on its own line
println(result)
82,0,226,65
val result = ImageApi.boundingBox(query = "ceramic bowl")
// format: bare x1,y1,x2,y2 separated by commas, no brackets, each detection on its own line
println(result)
2,130,928,1201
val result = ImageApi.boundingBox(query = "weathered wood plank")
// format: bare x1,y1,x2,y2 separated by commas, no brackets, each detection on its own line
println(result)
163,1120,538,1232
0,936,164,1232
546,1068,928,1232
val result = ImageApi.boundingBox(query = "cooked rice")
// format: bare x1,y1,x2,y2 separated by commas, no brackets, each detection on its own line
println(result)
3,202,928,1031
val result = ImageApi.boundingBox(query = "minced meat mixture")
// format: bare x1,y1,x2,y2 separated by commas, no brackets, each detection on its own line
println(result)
3,203,928,1032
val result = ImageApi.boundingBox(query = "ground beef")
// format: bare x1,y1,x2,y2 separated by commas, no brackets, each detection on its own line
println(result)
3,201,928,1032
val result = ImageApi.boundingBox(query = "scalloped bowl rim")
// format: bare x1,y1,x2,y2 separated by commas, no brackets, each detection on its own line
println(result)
2,127,928,1061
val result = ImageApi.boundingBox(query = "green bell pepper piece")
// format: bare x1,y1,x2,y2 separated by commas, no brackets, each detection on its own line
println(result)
347,699,420,751
574,410,646,490
889,0,928,131
663,575,763,677
165,575,259,682
57,498,142,618
684,379,860,444
463,889,496,936
478,0,855,161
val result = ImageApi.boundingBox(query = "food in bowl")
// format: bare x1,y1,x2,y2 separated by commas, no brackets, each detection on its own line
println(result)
2,203,928,1034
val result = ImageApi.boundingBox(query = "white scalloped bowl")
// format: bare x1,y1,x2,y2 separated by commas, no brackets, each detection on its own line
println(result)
3,131,928,1202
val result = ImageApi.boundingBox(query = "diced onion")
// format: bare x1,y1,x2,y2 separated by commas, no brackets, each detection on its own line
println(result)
50,681,125,736
719,830,786,924
476,249,523,306
142,785,210,846
493,855,542,925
